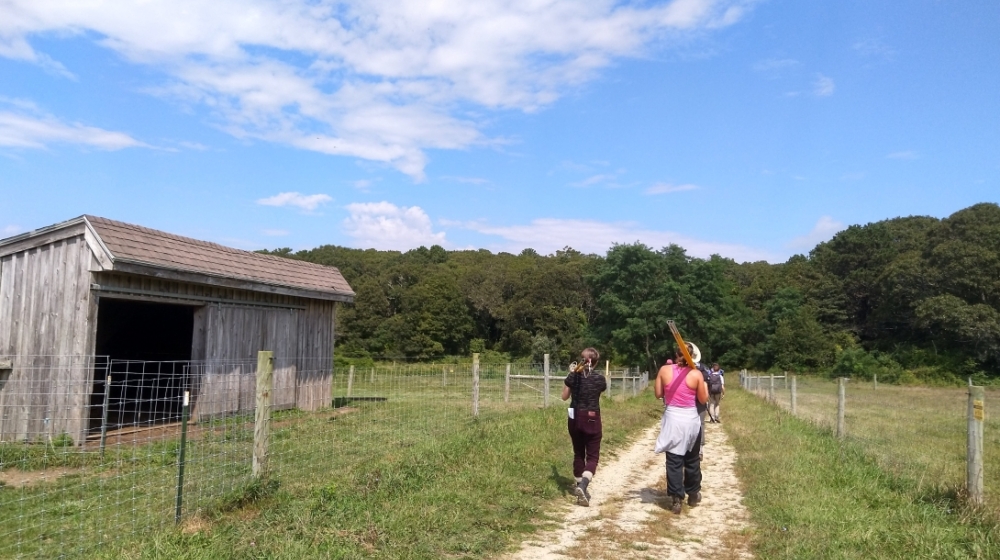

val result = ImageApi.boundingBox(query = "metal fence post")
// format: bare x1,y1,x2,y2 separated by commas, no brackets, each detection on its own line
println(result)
472,353,480,417
836,377,846,439
504,363,511,403
543,354,550,407
174,390,190,523
253,351,273,480
968,385,985,506
346,365,355,398
99,375,111,460
790,375,797,415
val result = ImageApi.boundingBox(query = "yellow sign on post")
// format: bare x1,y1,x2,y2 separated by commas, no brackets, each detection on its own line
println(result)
974,399,985,421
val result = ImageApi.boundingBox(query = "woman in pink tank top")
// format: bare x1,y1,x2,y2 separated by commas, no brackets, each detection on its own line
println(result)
653,347,708,514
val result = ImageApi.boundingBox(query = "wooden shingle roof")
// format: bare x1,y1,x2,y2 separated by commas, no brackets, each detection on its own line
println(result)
0,215,354,302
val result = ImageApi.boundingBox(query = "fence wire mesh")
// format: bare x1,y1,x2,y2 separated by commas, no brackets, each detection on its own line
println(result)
740,371,1000,510
0,355,645,558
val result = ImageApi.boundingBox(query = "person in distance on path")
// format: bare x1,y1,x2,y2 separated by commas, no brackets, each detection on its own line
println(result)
654,344,708,514
706,363,725,423
562,347,607,507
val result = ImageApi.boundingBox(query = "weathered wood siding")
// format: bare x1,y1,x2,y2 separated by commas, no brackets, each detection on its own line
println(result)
0,234,97,444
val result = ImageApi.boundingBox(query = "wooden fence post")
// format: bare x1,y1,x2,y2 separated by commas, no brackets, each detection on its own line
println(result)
543,354,550,407
836,377,846,439
442,365,447,387
873,373,878,391
790,375,797,415
504,363,511,403
174,390,190,523
769,374,775,402
784,372,788,390
253,351,273,480
370,367,375,384
968,385,985,506
346,365,355,398
99,375,111,460
472,353,480,417
604,360,610,399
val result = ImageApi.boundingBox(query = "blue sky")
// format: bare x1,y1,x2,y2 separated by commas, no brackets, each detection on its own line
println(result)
1,0,997,262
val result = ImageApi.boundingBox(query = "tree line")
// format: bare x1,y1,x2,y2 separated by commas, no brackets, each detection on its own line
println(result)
262,202,1000,383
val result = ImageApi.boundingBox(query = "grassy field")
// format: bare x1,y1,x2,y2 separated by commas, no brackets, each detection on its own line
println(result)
1,368,657,559
725,386,1000,558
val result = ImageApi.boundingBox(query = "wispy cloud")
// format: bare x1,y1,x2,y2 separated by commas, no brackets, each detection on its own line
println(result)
573,173,620,187
841,171,866,181
645,182,699,195
1,225,22,237
752,58,799,73
343,201,447,250
787,216,845,250
257,192,333,212
442,176,490,185
462,218,777,262
813,74,835,97
0,98,145,150
886,150,918,160
853,39,897,62
0,0,756,179
261,229,290,236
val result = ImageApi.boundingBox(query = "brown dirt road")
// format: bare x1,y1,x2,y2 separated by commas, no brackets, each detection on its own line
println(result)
505,421,753,560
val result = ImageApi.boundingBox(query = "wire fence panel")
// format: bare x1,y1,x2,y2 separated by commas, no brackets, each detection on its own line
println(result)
0,355,646,558
741,373,1000,511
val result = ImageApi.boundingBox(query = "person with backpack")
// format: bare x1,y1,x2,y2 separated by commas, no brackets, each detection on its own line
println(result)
706,363,725,423
561,347,607,507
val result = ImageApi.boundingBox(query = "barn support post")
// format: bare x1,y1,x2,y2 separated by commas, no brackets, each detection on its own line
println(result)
174,390,190,524
504,363,511,403
253,351,273,480
472,353,480,418
99,375,111,461
543,354,550,408
968,385,985,507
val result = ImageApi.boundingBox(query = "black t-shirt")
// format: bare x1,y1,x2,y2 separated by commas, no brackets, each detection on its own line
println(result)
565,368,607,411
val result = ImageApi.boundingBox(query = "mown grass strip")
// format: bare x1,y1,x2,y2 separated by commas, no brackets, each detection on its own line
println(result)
725,388,1000,559
104,396,659,560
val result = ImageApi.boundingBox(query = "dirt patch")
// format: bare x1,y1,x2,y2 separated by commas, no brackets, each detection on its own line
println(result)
0,467,83,488
180,515,213,535
505,420,753,559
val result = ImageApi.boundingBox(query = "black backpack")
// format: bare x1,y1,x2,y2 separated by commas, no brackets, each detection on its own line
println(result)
708,371,723,394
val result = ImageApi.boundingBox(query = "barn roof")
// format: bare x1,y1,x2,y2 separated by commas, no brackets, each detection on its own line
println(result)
0,215,355,302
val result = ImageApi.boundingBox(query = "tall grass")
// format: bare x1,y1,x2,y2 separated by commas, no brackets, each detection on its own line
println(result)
726,387,1000,558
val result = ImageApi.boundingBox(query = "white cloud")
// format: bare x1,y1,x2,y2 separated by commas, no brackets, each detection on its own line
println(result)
0,0,756,179
853,39,897,62
645,182,699,195
1,225,22,237
262,229,290,236
465,218,777,262
787,216,845,250
573,173,619,187
343,201,447,250
886,150,918,160
257,192,332,211
813,74,835,97
752,58,798,73
442,176,490,185
0,102,144,150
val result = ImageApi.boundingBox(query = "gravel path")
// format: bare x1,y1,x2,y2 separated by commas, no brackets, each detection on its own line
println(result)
505,420,753,560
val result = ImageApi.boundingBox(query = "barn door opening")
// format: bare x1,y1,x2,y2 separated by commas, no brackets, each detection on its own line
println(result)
89,299,197,433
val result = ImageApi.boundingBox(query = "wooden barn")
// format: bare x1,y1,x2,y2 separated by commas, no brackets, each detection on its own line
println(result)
0,215,354,444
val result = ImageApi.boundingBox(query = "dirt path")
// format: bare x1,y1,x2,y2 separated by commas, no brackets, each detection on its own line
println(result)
505,421,753,560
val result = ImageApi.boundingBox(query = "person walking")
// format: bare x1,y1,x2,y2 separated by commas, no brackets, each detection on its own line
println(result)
706,363,725,423
654,345,709,514
561,347,607,507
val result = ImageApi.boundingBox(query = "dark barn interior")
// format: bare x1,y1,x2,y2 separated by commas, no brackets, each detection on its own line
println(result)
90,299,197,432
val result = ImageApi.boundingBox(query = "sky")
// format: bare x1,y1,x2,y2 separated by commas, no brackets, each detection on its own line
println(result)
1,0,998,263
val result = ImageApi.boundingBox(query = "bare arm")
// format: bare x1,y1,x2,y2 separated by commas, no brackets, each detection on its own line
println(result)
654,365,672,400
695,373,709,404
561,383,571,401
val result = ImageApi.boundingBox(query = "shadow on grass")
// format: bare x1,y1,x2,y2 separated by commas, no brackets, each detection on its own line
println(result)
549,464,576,497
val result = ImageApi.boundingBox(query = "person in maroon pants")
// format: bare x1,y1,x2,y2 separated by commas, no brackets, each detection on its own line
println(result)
561,347,608,506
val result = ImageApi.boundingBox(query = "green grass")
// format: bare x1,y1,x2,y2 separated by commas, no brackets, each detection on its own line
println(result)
1,375,656,560
725,387,1000,559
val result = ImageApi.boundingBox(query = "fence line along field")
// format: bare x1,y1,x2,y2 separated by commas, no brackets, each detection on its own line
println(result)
742,372,1000,511
0,353,646,559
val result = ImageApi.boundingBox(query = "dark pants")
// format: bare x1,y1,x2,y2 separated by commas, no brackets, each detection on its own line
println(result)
568,409,602,477
666,438,702,498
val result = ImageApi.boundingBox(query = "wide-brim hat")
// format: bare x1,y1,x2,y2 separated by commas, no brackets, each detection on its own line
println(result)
686,342,702,364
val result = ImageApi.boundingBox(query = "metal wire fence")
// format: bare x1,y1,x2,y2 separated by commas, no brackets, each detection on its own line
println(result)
0,354,645,559
740,371,1000,510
